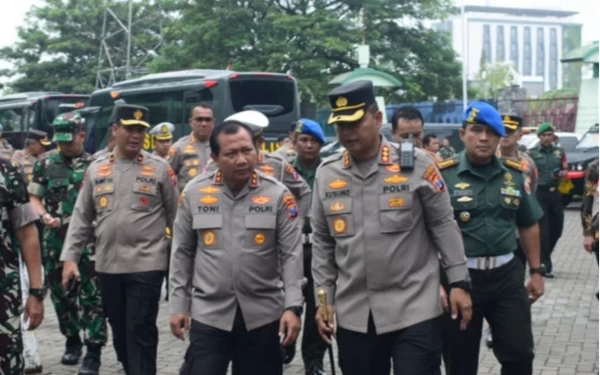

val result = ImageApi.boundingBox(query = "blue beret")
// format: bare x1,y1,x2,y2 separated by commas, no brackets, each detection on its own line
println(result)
296,118,326,144
463,102,505,137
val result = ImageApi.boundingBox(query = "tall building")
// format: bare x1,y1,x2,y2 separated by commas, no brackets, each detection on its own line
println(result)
434,6,582,96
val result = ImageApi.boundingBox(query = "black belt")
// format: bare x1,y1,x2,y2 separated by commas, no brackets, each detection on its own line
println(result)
538,185,558,192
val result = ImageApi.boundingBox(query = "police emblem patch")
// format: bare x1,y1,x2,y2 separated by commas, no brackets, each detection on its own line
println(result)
254,233,266,245
188,168,197,177
203,231,216,246
98,196,109,209
333,217,346,234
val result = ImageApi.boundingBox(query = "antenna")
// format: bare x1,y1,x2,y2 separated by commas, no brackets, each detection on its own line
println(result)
95,0,165,89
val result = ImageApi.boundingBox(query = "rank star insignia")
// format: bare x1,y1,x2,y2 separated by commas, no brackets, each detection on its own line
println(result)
455,182,470,190
134,110,143,120
459,211,470,223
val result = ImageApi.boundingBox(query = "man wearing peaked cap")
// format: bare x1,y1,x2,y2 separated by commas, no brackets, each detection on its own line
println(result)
438,103,544,375
289,118,328,375
312,80,472,375
526,122,567,278
60,101,180,375
150,122,175,159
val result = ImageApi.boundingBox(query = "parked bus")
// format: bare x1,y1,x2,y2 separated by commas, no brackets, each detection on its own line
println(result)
85,69,300,153
0,92,88,149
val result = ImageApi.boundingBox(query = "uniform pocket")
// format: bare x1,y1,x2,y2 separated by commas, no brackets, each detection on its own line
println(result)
93,184,115,215
244,214,277,249
379,194,414,233
131,182,158,211
192,214,223,249
323,198,355,238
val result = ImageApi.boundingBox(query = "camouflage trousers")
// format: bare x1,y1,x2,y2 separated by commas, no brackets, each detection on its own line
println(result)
0,315,23,375
44,228,107,346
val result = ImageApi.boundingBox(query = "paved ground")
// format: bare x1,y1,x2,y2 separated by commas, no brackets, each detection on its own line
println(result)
33,208,598,374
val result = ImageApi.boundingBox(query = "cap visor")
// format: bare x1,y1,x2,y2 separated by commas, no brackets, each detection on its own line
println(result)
327,109,365,125
40,140,52,146
53,133,73,142
154,135,173,141
121,119,150,128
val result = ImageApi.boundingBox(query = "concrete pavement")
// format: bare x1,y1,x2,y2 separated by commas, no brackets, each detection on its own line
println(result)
32,209,598,374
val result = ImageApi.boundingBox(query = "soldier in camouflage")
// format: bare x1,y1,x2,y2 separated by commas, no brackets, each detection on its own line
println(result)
12,129,50,374
581,157,600,300
439,136,456,160
0,160,44,375
28,113,107,375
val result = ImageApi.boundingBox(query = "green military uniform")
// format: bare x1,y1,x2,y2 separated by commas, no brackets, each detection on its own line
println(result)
439,102,543,375
439,145,456,160
527,122,567,275
0,160,39,375
28,113,107,357
290,118,328,375
581,159,599,263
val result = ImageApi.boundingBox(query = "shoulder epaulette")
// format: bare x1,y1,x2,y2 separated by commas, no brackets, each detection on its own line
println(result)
320,151,344,167
504,158,522,171
436,158,458,170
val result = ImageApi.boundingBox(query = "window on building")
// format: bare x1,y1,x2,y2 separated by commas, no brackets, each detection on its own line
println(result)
549,28,558,89
483,24,491,63
496,25,505,61
523,27,531,76
510,26,519,69
536,27,545,76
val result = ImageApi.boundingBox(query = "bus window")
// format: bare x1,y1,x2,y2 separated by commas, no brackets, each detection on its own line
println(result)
230,79,294,116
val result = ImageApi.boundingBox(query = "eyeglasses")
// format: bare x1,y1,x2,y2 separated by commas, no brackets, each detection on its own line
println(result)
194,117,213,123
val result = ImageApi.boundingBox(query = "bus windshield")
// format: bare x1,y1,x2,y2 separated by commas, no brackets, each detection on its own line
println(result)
0,105,35,133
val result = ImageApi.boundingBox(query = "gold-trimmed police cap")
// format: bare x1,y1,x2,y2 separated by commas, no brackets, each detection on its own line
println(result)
150,122,175,140
111,104,150,128
327,80,376,125
501,114,523,131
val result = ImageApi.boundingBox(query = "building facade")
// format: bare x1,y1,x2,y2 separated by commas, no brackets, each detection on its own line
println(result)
434,6,582,96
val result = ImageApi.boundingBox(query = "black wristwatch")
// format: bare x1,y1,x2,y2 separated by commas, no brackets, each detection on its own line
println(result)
529,264,547,276
29,288,47,301
285,306,303,317
449,280,472,293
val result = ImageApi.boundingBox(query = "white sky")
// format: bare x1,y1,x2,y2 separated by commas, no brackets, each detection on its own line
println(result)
0,0,597,64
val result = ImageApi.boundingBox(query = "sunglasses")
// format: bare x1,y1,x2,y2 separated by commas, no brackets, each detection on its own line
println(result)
194,117,213,122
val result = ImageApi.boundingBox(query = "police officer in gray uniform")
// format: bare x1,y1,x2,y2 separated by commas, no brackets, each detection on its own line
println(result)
312,81,472,375
170,120,304,375
60,104,180,375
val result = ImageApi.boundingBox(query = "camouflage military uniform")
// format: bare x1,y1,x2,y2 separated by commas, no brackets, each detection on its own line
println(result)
0,140,14,162
438,145,456,160
0,161,39,375
581,158,600,247
11,150,39,185
28,149,107,346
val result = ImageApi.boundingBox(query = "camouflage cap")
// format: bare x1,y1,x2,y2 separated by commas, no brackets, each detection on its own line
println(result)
52,112,84,142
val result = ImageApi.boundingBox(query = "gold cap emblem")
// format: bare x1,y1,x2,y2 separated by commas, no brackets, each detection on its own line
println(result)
161,124,169,133
336,96,348,108
134,109,144,120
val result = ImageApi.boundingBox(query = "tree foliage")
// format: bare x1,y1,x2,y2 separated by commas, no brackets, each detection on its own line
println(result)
0,0,163,93
1,0,464,104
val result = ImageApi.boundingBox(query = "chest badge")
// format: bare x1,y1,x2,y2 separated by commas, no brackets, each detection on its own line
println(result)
332,217,347,234
251,196,272,205
455,182,470,190
188,168,198,177
384,174,408,184
329,179,347,189
254,233,266,245
330,201,345,212
199,186,220,194
388,197,405,207
200,195,219,205
139,196,150,206
98,196,109,209
459,211,470,223
203,231,216,246
553,150,561,157
457,196,473,203
503,172,514,186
